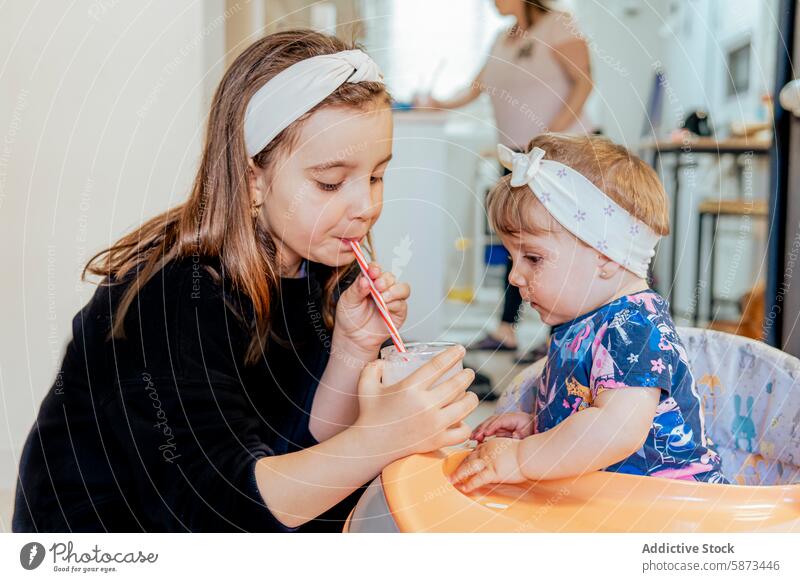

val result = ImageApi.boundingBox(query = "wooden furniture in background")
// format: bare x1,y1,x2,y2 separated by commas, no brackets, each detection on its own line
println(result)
639,137,771,312
707,282,766,340
694,198,768,327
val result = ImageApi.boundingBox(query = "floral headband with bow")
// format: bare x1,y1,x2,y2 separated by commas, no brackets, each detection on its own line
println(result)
497,144,661,278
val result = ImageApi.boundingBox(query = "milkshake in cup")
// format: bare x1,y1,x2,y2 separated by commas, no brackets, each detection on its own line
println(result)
380,342,464,386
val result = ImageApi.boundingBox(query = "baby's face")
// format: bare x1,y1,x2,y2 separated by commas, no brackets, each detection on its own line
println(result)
261,100,393,272
498,219,615,326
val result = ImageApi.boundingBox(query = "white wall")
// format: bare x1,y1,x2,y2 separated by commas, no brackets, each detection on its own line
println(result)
0,0,228,491
359,0,507,103
653,0,777,130
572,1,776,318
573,0,670,145
645,0,777,318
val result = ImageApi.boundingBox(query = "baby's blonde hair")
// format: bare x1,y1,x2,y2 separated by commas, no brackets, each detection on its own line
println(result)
488,134,670,239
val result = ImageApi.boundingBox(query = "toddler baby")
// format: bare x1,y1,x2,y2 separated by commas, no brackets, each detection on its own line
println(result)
451,134,727,491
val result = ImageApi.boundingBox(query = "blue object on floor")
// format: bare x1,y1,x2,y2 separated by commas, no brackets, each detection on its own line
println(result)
484,244,507,266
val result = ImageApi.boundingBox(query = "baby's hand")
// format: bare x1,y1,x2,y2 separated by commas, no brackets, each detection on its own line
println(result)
471,412,534,442
449,438,527,493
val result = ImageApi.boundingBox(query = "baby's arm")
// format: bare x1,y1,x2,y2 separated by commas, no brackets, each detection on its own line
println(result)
515,387,659,480
451,388,659,491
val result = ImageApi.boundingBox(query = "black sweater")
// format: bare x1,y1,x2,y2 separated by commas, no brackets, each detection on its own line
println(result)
13,258,361,532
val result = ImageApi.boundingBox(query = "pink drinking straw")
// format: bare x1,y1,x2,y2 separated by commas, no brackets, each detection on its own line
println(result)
348,239,407,353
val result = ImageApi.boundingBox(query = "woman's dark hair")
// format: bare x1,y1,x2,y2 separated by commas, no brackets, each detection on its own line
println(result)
522,1,552,29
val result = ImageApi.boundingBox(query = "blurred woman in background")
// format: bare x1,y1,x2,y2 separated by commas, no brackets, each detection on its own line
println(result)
421,0,594,361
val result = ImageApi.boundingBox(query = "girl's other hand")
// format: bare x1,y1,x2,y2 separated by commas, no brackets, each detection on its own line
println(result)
354,345,478,460
471,412,534,442
449,438,527,493
334,262,410,361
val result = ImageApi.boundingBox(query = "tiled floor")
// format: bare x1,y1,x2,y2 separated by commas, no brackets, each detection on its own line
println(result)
440,286,549,355
441,285,548,401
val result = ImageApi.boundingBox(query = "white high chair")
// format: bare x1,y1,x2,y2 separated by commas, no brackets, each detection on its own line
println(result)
496,327,800,485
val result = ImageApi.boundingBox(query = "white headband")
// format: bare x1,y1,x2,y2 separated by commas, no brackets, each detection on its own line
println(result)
243,49,383,158
497,144,660,278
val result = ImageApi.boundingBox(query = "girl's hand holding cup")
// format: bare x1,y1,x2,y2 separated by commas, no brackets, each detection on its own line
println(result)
353,345,478,460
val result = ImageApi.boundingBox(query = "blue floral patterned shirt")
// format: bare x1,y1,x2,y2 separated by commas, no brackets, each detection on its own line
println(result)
536,290,727,483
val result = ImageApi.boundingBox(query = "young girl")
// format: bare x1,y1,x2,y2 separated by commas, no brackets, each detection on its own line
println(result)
14,30,477,532
450,134,727,492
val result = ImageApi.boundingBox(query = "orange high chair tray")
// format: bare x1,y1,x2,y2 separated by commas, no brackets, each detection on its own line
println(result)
357,450,800,532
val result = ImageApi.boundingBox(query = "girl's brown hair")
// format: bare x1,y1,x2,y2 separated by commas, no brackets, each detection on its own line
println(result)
488,133,670,240
84,30,390,364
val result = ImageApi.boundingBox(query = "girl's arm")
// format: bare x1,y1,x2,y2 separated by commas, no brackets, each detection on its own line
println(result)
547,39,594,133
258,352,478,528
308,333,374,441
450,388,660,491
255,421,392,528
309,265,409,442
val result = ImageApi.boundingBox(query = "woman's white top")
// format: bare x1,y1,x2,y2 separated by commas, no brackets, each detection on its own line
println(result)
480,10,593,149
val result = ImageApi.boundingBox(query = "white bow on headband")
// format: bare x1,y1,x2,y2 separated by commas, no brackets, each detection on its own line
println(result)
244,50,384,157
497,144,661,278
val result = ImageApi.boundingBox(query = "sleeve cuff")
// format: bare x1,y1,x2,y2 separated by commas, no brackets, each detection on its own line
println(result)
291,415,319,450
291,382,321,450
244,457,300,533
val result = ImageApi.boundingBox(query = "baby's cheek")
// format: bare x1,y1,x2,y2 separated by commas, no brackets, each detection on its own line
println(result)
544,294,572,323
534,280,556,305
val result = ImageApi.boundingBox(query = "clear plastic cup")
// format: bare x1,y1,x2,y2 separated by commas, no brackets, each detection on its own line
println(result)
380,342,464,386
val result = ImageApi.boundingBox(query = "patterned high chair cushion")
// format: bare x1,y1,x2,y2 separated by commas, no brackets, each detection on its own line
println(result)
495,327,800,486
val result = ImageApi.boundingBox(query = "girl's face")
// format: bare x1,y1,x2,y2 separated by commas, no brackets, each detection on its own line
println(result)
254,101,393,274
497,198,614,326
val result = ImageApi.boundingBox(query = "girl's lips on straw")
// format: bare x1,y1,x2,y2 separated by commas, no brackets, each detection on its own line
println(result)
349,237,407,352
338,237,358,250
340,237,365,250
